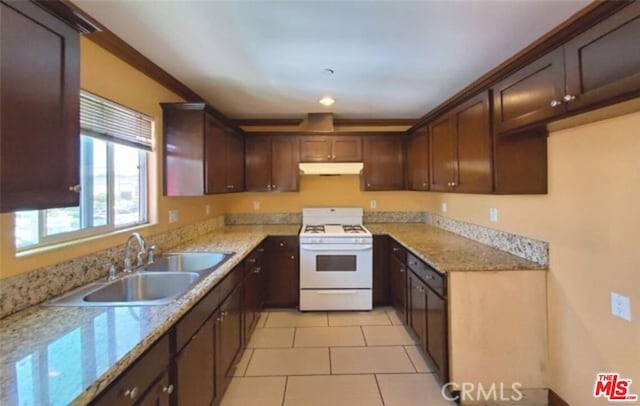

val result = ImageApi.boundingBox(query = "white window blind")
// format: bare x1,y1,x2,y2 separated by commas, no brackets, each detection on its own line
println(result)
80,91,153,151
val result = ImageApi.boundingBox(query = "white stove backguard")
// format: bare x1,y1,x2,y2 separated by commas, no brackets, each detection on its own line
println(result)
302,207,364,226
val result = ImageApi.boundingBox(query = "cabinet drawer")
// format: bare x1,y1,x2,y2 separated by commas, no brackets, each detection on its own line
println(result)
389,239,406,262
406,253,446,297
244,244,265,274
217,264,243,301
270,236,298,251
92,335,170,406
176,287,220,352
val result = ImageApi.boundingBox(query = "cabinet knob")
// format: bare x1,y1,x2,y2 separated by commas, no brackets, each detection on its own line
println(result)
332,155,336,159
563,94,576,102
422,183,427,187
254,267,262,273
279,242,284,247
409,261,416,266
327,154,331,159
68,184,81,193
162,384,174,395
549,100,562,107
400,267,405,273
366,183,371,188
123,386,139,400
266,185,271,191
290,255,295,260
257,247,265,252
426,275,435,280
247,258,256,263
226,184,235,189
392,247,399,252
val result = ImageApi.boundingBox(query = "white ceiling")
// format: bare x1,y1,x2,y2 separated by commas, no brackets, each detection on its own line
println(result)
73,0,589,120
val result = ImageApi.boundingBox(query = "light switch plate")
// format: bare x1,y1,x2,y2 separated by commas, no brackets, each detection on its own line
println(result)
441,202,448,213
611,292,631,321
168,209,179,224
205,204,211,215
490,207,499,223
253,201,260,210
370,200,377,209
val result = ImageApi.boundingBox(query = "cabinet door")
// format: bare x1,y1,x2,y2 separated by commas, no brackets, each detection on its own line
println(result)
389,254,407,324
564,2,640,112
300,136,332,162
331,136,362,161
426,287,448,383
271,136,300,192
408,272,427,350
1,1,80,212
493,48,565,134
362,135,404,190
245,136,272,192
225,129,245,192
175,317,215,406
406,126,430,191
266,237,299,308
216,287,243,396
372,235,390,306
137,372,171,406
429,115,456,192
452,92,493,193
205,115,227,194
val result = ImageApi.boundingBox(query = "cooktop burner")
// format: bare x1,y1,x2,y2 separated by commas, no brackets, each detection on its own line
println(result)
343,225,367,234
304,225,325,233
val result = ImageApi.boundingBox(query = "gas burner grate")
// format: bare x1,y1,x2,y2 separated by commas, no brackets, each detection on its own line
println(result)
342,225,366,234
304,225,325,233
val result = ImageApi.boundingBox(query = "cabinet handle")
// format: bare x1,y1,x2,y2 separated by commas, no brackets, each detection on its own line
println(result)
332,155,336,159
366,183,371,188
563,94,576,102
68,184,81,193
409,261,416,266
550,100,562,107
392,247,399,252
272,184,276,189
123,386,139,400
257,248,265,252
253,267,262,273
290,255,295,260
426,275,435,280
162,384,174,395
327,154,331,159
266,185,271,191
223,311,228,317
400,267,405,273
416,286,423,292
247,258,256,263
422,183,427,187
279,242,285,247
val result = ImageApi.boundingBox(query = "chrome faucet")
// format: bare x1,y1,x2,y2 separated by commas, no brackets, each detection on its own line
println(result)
124,232,147,273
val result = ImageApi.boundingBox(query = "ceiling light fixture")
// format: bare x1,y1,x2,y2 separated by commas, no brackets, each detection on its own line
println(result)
319,96,335,106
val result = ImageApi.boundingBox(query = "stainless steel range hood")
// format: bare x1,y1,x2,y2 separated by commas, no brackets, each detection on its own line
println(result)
299,162,363,176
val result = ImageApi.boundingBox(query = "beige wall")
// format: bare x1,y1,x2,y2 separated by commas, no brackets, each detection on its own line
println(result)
0,38,226,279
423,111,640,404
224,175,429,213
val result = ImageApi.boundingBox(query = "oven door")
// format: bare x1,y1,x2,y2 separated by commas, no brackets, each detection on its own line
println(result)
300,243,372,289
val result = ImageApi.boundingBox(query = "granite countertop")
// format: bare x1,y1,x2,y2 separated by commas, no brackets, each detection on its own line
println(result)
0,222,541,405
0,225,299,406
366,223,545,272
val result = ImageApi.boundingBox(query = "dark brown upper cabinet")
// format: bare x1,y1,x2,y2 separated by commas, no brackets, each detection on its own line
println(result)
1,1,83,212
429,92,493,193
494,2,640,134
362,134,405,191
299,135,362,162
245,136,300,192
406,126,430,191
162,103,245,196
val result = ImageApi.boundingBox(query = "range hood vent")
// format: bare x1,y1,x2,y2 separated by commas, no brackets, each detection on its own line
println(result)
299,162,363,176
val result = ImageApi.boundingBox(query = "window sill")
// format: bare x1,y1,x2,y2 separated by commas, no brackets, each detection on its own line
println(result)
15,222,157,258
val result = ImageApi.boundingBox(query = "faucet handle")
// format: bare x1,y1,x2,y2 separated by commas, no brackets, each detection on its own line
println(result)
147,245,157,265
136,251,145,267
107,265,118,281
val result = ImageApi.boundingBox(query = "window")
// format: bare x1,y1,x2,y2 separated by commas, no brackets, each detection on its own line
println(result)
14,91,152,250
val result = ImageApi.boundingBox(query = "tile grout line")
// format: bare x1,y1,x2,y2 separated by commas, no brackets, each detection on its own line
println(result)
240,349,255,377
328,347,333,375
291,327,297,348
402,345,419,373
361,325,369,346
374,374,387,406
281,375,288,406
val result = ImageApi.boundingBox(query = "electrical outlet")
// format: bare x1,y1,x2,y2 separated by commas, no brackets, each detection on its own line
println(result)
205,204,211,215
489,207,499,223
168,209,179,224
370,200,377,209
611,292,631,321
441,202,448,213
253,201,260,211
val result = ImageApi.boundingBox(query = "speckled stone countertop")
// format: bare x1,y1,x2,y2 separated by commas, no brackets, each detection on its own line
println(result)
366,223,546,272
0,225,299,406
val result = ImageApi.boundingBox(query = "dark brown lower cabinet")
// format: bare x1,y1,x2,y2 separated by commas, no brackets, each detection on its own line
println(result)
175,317,215,406
137,372,172,406
426,286,448,382
265,236,299,308
372,235,390,306
389,253,407,323
408,271,427,349
216,285,243,396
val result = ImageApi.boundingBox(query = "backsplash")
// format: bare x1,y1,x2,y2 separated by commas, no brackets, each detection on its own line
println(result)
0,216,225,319
428,213,549,266
224,211,428,225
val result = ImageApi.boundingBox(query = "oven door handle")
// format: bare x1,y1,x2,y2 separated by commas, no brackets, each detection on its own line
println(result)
300,244,373,251
314,290,359,295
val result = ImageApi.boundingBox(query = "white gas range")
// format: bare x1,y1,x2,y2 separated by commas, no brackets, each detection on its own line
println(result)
299,208,373,311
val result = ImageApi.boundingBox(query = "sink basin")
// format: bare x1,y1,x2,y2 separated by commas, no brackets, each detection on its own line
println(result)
44,251,234,307
84,272,200,304
145,252,233,273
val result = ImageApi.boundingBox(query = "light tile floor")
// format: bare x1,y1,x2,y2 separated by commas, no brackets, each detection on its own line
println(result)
221,307,454,406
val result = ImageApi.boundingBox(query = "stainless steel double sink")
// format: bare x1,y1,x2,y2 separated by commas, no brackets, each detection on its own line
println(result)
45,252,234,307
